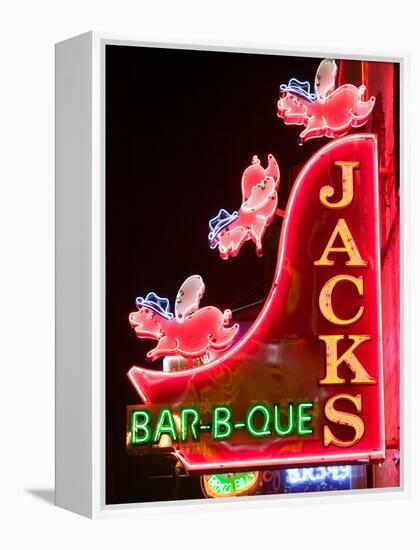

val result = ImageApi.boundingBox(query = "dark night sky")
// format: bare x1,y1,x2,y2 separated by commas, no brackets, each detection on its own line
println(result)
106,44,323,503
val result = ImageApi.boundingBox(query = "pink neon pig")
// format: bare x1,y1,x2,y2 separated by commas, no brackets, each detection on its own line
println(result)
277,87,375,144
209,154,281,259
129,276,239,361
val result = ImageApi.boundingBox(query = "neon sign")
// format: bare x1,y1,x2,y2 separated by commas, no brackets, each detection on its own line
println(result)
129,275,239,360
285,466,350,485
127,134,385,472
277,59,375,144
129,401,314,445
202,471,260,498
208,154,281,258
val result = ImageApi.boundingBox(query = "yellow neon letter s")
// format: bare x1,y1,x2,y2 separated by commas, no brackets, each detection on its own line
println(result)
323,393,365,447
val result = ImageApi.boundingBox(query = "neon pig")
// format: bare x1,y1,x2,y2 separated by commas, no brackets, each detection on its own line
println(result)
277,59,375,144
130,276,239,360
208,154,281,259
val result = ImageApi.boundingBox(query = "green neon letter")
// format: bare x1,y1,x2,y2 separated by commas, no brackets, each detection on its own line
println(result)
131,410,152,445
180,407,200,442
297,401,314,435
212,406,233,440
273,403,295,436
152,407,178,443
246,403,271,438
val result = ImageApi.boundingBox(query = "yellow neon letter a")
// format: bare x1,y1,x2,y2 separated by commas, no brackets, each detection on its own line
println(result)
314,218,367,267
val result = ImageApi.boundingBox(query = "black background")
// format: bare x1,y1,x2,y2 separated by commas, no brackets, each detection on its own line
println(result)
106,44,323,504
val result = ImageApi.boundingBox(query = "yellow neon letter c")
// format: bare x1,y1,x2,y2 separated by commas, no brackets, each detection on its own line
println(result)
319,274,364,326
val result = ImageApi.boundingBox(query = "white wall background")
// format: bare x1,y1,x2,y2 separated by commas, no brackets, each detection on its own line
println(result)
0,0,418,547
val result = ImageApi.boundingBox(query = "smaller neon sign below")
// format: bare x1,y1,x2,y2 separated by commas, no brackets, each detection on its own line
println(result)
283,466,352,492
202,471,260,498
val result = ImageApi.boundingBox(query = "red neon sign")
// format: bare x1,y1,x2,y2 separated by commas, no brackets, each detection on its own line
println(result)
128,135,385,472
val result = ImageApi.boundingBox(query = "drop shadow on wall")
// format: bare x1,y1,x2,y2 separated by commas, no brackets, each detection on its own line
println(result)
25,488,55,505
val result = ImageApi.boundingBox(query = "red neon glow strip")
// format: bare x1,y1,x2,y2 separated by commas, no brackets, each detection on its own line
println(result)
174,449,385,472
372,136,386,459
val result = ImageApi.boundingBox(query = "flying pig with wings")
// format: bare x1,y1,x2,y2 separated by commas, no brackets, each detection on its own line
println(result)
277,58,375,144
129,275,239,361
208,154,282,259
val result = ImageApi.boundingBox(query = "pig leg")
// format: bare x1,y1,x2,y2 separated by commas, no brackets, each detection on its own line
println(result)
147,335,178,360
351,97,375,125
299,116,327,144
209,323,239,349
250,214,267,256
354,95,375,116
220,226,247,259
232,227,249,256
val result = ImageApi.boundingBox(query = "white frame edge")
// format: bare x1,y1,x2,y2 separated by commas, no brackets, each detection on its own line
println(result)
55,31,409,519
55,31,93,517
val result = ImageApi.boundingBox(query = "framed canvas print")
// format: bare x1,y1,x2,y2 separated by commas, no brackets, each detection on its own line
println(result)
55,33,405,517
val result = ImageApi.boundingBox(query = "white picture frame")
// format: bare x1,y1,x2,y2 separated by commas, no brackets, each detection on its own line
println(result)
55,32,408,518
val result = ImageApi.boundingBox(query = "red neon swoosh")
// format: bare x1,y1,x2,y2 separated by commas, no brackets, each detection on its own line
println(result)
128,134,378,405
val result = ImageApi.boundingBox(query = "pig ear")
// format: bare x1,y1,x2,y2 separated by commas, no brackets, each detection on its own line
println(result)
264,154,280,186
175,275,205,323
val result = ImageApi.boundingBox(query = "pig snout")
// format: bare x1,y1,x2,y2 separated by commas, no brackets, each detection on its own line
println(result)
129,312,140,327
